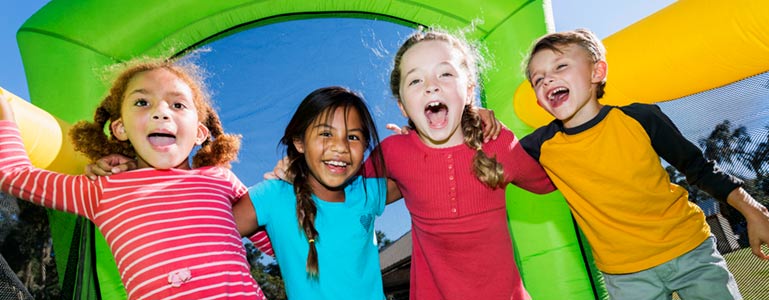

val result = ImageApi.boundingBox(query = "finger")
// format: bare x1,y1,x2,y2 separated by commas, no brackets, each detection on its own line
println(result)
263,172,278,180
386,123,403,134
750,237,769,260
84,165,100,180
87,164,112,177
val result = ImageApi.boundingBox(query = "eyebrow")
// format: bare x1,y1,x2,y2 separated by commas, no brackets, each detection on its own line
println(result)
312,123,364,133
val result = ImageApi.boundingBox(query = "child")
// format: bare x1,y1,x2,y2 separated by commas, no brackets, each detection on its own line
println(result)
520,28,769,299
231,86,388,300
367,28,556,300
0,59,269,300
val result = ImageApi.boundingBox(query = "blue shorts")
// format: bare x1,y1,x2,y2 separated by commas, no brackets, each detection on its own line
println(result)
602,236,742,300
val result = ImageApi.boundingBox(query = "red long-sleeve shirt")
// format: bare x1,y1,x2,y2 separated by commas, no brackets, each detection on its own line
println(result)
0,120,267,300
365,128,554,300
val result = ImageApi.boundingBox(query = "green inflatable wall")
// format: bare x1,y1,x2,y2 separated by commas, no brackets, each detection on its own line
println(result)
17,1,596,299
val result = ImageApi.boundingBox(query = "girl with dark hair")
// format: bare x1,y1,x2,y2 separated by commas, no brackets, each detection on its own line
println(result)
232,86,388,300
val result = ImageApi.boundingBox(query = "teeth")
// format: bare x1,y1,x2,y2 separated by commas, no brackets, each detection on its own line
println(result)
427,101,441,108
548,87,568,100
325,160,348,167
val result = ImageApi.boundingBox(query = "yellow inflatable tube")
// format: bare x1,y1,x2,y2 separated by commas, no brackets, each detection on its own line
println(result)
514,0,769,127
0,87,87,174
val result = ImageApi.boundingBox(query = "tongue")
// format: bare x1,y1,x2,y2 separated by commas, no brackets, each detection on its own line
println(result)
552,91,569,106
148,135,176,147
425,106,448,128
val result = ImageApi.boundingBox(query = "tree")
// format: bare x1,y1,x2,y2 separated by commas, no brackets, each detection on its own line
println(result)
244,241,286,300
0,195,60,299
376,230,393,250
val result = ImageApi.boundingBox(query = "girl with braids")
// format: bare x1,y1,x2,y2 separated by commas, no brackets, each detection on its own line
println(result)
232,86,388,300
363,28,556,299
0,59,269,300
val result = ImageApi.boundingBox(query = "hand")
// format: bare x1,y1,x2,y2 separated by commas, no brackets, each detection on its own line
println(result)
84,154,137,180
385,123,411,135
473,107,504,143
728,188,769,260
0,91,15,121
263,156,293,183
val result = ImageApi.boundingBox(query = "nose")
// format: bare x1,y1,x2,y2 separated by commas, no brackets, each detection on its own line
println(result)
424,80,439,94
543,76,555,87
151,104,171,120
327,135,349,153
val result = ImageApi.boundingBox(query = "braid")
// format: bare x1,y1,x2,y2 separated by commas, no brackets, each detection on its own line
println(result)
291,161,320,277
462,105,506,188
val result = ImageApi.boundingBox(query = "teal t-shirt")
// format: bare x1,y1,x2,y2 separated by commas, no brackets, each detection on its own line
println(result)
249,176,386,300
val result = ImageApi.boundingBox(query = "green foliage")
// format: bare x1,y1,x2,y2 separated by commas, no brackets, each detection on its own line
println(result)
244,241,286,300
376,230,392,250
0,197,60,299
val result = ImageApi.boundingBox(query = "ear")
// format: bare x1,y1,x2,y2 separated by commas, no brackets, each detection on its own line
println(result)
110,119,129,141
293,137,305,154
397,101,409,118
591,60,608,83
195,123,210,145
465,82,476,105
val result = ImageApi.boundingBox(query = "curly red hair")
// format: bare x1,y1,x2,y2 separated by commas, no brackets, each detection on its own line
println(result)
69,58,240,168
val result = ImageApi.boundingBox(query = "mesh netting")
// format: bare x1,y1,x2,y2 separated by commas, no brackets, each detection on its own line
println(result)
658,71,769,299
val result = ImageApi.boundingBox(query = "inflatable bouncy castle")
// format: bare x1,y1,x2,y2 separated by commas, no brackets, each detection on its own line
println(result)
5,0,769,299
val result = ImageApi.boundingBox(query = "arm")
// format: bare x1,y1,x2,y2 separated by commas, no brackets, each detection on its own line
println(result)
232,192,260,236
84,154,137,180
0,93,98,218
726,188,769,259
623,104,741,200
386,178,402,204
500,128,556,194
625,104,768,259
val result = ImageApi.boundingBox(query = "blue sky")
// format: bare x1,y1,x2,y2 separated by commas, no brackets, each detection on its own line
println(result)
0,1,675,241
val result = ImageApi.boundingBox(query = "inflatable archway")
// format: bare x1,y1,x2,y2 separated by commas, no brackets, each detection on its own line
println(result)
11,0,769,299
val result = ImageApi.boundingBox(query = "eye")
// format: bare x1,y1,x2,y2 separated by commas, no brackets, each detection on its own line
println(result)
348,134,362,141
134,99,148,107
533,77,543,87
440,72,454,77
556,63,567,70
408,78,422,86
172,102,187,109
319,131,332,137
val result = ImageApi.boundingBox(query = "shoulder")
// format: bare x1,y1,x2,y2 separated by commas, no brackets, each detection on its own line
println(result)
617,103,666,121
249,179,292,196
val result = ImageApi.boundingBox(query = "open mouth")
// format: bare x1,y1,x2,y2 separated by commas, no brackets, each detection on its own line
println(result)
424,101,448,128
547,87,569,107
324,160,349,173
148,132,176,147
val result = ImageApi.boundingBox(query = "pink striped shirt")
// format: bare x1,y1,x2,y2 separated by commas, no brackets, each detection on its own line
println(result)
0,121,266,300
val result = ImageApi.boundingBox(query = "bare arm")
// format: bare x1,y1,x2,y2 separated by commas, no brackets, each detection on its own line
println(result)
727,187,769,260
84,154,138,180
0,92,14,121
386,178,402,204
232,192,260,237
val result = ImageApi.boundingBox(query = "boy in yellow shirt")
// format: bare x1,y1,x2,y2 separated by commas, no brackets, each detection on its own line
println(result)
520,28,769,299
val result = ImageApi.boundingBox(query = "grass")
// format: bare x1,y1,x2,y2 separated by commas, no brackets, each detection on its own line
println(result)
723,246,769,300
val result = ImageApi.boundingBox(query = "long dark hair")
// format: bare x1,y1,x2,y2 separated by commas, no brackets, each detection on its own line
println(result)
280,86,385,276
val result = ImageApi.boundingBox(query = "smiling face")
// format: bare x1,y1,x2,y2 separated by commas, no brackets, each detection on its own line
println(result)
528,44,607,128
293,106,366,201
110,68,209,170
397,40,473,148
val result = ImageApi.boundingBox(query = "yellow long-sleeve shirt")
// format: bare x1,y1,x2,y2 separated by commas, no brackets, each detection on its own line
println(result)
521,103,742,274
